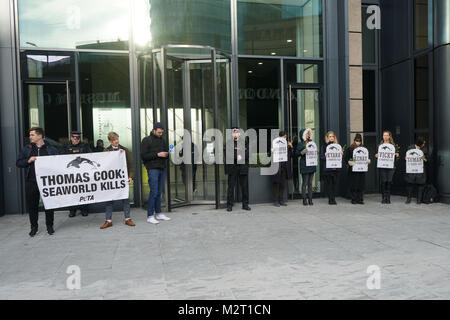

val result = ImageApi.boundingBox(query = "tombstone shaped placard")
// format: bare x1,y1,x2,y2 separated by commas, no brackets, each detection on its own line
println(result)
406,149,424,174
306,141,318,167
326,144,342,169
377,143,395,169
273,137,288,163
352,147,369,172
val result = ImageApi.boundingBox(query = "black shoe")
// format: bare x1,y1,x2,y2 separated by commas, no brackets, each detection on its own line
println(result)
227,207,233,212
274,202,281,207
280,201,288,207
303,199,308,206
416,199,422,205
29,228,38,237
405,197,412,204
242,206,252,211
351,200,357,205
47,226,55,235
69,211,76,218
81,211,89,217
308,198,314,206
331,199,337,205
387,196,391,204
358,200,365,205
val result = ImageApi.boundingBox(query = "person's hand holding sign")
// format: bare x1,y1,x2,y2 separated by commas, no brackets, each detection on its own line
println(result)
158,152,169,158
28,157,37,163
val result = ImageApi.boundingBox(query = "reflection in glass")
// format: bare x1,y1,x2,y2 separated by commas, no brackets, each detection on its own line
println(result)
238,0,323,57
78,52,133,201
19,0,130,50
150,0,231,52
286,63,319,84
26,54,73,79
414,0,433,50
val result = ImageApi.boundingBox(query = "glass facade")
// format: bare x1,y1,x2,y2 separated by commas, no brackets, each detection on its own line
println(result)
237,0,323,57
18,0,130,50
414,0,433,50
15,0,325,209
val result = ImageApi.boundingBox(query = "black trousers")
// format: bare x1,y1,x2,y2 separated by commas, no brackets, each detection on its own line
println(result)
272,169,287,203
25,181,54,229
323,172,338,201
302,173,314,200
227,173,249,208
406,183,424,201
349,172,365,202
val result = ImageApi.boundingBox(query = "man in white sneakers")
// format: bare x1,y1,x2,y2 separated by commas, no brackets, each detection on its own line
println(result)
141,123,171,224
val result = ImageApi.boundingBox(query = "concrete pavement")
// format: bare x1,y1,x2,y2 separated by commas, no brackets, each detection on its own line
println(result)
0,195,449,300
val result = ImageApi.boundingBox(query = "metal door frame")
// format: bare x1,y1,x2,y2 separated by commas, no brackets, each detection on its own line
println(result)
151,45,231,212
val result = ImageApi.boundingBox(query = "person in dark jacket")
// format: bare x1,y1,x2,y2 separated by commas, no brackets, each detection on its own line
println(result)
404,137,427,204
271,131,293,207
320,131,343,205
179,142,199,192
375,130,400,204
141,123,171,224
93,139,105,153
296,128,317,206
16,127,58,237
100,132,136,229
63,131,92,217
224,127,251,212
344,134,371,205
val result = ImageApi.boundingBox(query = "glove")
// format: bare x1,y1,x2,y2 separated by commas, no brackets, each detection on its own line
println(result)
301,149,307,156
367,159,372,165
348,161,355,167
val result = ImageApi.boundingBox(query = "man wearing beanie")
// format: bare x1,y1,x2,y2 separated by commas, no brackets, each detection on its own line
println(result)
141,123,171,224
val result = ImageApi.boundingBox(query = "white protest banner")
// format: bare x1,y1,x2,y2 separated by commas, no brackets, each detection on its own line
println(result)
326,144,342,169
306,142,318,167
273,137,288,163
352,147,369,172
377,143,395,169
406,149,424,174
35,151,129,210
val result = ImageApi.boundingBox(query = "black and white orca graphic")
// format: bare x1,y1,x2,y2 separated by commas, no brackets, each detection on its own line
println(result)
67,156,101,169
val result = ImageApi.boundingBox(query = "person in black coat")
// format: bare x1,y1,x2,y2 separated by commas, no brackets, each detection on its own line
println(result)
375,131,400,204
224,127,251,212
320,131,343,205
296,128,317,206
344,134,370,205
16,127,58,237
404,137,427,204
141,123,171,224
271,131,293,207
63,131,92,218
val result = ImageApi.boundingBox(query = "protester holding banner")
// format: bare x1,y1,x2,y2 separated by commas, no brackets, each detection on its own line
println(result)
375,131,400,204
100,132,136,229
141,123,171,225
63,131,92,217
16,127,58,237
320,131,343,205
271,131,293,207
296,128,317,206
404,137,427,204
344,134,371,205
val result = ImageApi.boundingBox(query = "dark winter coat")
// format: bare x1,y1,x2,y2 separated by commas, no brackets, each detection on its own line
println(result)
295,129,317,175
224,138,250,176
271,145,294,184
343,145,367,176
105,144,135,179
404,145,427,185
320,142,342,176
16,143,58,182
63,142,91,155
141,132,169,170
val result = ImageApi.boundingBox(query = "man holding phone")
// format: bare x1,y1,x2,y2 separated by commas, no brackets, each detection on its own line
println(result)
141,123,171,224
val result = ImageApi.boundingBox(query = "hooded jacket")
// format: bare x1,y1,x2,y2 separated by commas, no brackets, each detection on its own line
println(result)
295,129,317,174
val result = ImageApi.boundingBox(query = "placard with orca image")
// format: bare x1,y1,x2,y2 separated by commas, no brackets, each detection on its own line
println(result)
326,144,342,169
406,149,424,174
306,141,318,167
272,137,288,163
352,147,369,172
377,143,395,169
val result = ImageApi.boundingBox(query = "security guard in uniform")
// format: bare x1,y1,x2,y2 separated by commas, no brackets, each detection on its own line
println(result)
63,131,92,217
225,127,251,212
